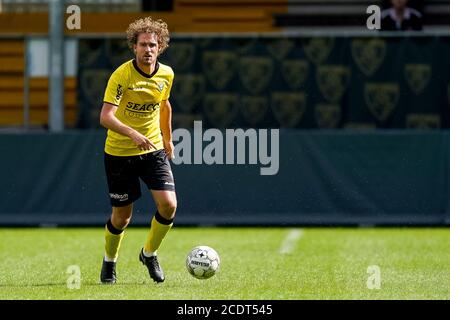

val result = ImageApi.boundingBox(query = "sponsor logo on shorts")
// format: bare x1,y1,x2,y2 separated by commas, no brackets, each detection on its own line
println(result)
164,182,175,186
109,193,129,201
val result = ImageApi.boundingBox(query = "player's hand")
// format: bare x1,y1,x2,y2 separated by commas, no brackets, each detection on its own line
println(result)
130,131,156,151
163,139,175,160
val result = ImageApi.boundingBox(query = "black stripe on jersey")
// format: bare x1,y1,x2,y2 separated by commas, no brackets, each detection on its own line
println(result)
132,59,160,78
124,109,149,114
103,101,119,106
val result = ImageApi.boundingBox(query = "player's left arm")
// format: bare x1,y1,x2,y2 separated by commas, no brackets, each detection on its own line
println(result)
160,99,174,160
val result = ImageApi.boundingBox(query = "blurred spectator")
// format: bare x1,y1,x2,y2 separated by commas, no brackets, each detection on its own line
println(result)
381,0,423,31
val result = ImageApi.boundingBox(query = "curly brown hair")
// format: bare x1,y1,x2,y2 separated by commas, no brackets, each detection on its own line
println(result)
126,17,170,54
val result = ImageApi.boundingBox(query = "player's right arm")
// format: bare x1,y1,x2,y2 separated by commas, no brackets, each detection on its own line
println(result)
100,102,156,151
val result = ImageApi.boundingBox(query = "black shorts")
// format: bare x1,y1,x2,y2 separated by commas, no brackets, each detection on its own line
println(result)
104,149,175,207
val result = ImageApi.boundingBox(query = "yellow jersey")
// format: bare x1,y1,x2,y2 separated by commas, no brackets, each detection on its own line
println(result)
103,59,174,156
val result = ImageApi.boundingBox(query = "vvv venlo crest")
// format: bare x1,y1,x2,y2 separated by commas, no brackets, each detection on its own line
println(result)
202,51,237,90
316,65,351,103
364,83,400,122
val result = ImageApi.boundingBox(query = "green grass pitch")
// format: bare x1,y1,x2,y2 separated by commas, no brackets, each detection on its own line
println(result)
0,227,448,300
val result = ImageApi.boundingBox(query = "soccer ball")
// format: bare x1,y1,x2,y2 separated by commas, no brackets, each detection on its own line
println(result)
186,246,220,279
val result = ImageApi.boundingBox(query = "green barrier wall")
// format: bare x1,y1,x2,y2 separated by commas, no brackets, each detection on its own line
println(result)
0,131,448,226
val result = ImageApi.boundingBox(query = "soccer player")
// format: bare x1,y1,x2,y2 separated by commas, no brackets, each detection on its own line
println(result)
99,17,176,284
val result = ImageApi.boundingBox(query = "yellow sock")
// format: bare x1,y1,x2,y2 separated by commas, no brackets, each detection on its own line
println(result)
144,213,173,254
104,220,125,262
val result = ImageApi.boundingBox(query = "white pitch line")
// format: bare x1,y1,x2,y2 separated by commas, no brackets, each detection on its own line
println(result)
279,229,303,254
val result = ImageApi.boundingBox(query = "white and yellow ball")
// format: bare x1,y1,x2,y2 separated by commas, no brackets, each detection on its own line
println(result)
186,246,220,279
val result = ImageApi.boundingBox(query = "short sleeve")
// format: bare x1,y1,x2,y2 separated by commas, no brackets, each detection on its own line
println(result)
103,66,128,106
162,71,174,101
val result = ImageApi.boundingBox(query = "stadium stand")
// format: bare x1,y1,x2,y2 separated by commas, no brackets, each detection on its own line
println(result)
1,0,450,128
0,38,76,127
0,0,284,128
274,0,450,28
0,0,140,13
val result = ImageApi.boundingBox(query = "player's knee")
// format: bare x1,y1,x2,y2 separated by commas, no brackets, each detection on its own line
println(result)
111,215,131,230
157,200,177,219
120,216,132,228
111,204,133,229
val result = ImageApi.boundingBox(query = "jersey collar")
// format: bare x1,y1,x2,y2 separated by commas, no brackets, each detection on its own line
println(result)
132,59,159,78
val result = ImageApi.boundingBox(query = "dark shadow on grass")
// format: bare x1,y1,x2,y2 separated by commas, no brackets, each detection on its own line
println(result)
0,281,156,288
0,282,67,288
